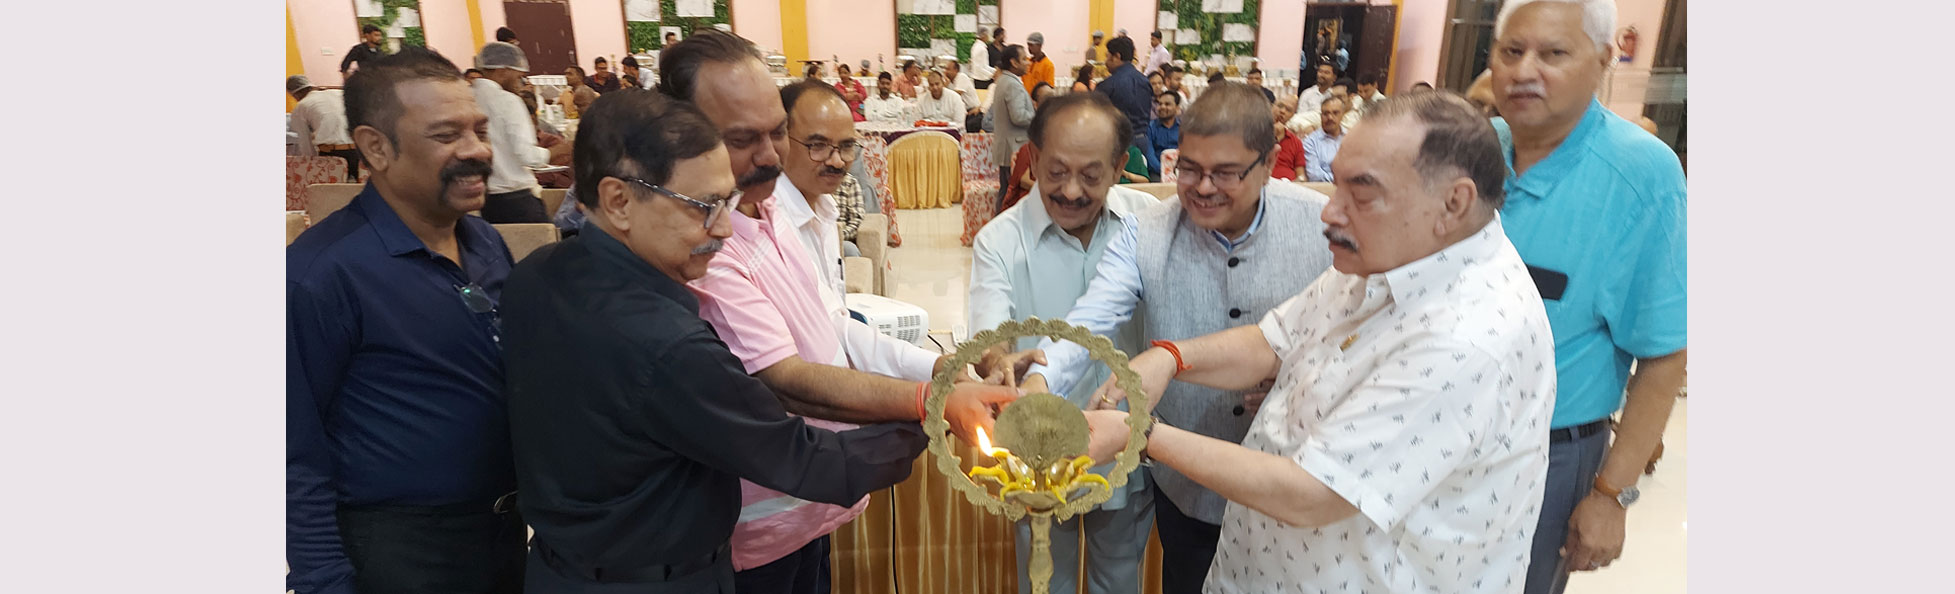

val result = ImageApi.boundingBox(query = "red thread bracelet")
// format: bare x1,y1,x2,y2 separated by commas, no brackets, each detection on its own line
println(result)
1151,340,1193,375
915,382,929,421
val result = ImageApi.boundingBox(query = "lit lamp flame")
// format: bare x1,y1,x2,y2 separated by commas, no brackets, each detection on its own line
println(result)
975,426,1003,456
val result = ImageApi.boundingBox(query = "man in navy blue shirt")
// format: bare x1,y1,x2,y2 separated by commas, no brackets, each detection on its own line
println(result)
1142,90,1181,181
1094,36,1154,150
287,48,523,594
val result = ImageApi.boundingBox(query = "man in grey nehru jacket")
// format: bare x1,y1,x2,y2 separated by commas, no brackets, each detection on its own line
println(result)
1014,82,1334,594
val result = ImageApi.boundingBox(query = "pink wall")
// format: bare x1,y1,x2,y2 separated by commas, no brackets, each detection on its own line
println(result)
1392,0,1447,92
805,0,896,72
1001,0,1091,76
419,0,478,67
566,0,628,68
1256,0,1306,79
1112,0,1157,54
290,0,360,86
734,0,785,56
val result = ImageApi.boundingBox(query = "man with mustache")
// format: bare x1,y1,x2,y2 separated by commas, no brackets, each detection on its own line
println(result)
501,89,929,593
659,33,1021,594
287,47,521,594
1488,2,1688,593
1080,91,1556,594
968,91,1162,594
1015,82,1335,594
471,41,552,223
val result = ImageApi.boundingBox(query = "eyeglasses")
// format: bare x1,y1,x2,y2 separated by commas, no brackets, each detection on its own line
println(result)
619,176,743,229
788,136,864,164
455,283,502,346
1174,152,1268,192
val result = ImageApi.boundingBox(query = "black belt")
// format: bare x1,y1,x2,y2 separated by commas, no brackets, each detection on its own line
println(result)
1550,419,1612,443
533,539,727,583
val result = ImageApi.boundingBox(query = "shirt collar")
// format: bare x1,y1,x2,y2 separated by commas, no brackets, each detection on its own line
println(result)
1022,189,1135,251
1503,98,1608,200
1207,186,1269,250
576,219,702,312
726,194,779,241
772,181,823,229
1381,216,1509,307
352,182,493,263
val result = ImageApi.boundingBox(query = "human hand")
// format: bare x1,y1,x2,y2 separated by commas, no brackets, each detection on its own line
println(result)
979,349,1046,387
1242,379,1274,415
1562,492,1628,572
1082,409,1132,465
1018,373,1050,396
1088,347,1177,412
944,383,1022,446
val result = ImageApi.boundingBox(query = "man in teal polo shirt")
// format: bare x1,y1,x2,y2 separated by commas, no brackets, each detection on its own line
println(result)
1489,2,1688,594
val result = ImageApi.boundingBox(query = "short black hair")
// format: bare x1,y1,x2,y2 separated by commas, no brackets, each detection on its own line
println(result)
572,90,724,208
1332,77,1355,92
1030,91,1135,162
1247,68,1263,76
1157,90,1181,105
1105,37,1136,62
1147,71,1163,83
565,65,586,77
780,79,847,119
361,24,382,35
999,44,1025,68
1075,64,1096,82
1031,82,1054,102
496,27,517,42
344,46,464,145
1207,72,1226,84
1151,30,1162,40
877,71,893,81
1357,72,1379,87
621,56,639,69
594,56,608,65
657,30,765,102
1363,92,1509,209
664,32,678,39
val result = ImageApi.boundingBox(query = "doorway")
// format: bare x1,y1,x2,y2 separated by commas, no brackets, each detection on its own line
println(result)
503,0,578,75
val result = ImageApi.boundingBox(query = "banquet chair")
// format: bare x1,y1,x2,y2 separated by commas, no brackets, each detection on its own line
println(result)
305,183,368,224
1159,149,1180,183
287,156,350,211
886,131,961,209
286,211,308,245
849,214,889,295
493,223,560,263
538,188,569,220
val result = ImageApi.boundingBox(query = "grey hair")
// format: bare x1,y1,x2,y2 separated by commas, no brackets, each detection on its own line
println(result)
1494,0,1616,56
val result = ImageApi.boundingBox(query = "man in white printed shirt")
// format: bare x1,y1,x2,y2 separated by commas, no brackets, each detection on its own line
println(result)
1080,92,1556,594
471,42,552,223
969,91,1160,594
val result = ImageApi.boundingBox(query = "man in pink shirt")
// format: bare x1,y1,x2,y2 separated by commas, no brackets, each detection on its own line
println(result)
661,32,1024,594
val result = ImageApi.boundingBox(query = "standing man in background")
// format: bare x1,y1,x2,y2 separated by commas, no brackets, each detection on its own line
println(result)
990,45,1036,215
472,42,552,223
286,75,360,180
971,27,997,89
1023,33,1055,92
339,24,388,76
1094,36,1154,150
1488,2,1689,594
1085,30,1105,63
1144,31,1173,75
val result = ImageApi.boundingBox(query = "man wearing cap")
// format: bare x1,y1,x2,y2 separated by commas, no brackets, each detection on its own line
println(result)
1086,30,1105,63
1024,33,1055,92
472,42,553,224
287,75,360,180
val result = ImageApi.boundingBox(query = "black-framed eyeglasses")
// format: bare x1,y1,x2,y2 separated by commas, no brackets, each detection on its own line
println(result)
619,176,743,229
1174,152,1268,192
787,136,864,163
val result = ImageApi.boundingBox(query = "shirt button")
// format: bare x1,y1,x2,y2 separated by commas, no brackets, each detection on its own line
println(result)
1233,405,1246,416
1229,308,1242,319
1228,257,1240,267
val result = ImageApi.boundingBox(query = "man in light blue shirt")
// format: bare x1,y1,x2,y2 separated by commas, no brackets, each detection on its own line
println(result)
1014,83,1335,594
1490,2,1688,593
1301,96,1347,182
969,91,1160,594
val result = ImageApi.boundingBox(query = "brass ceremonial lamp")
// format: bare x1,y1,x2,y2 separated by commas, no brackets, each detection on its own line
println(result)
922,318,1151,594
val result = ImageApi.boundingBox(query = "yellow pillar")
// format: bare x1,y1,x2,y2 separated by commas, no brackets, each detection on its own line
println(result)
287,2,306,112
1090,0,1115,48
780,0,809,70
466,0,487,50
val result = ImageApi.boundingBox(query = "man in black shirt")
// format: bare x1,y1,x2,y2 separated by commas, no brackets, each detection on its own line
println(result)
502,90,928,593
340,24,388,77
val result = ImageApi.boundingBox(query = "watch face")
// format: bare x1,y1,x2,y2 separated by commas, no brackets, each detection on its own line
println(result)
1618,485,1641,507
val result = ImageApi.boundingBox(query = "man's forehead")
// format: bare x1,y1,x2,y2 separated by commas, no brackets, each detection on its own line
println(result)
1501,3,1592,44
792,96,853,134
399,79,484,125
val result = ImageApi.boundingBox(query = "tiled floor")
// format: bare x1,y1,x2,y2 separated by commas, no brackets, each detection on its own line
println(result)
884,206,1687,594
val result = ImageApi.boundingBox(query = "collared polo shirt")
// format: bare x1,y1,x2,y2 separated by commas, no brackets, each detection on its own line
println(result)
1494,98,1688,428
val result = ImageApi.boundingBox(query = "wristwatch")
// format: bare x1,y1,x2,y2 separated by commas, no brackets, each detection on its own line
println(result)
1592,475,1640,508
1139,414,1165,465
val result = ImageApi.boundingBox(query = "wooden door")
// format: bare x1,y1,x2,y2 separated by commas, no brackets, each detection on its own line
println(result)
503,0,577,75
1354,5,1397,82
